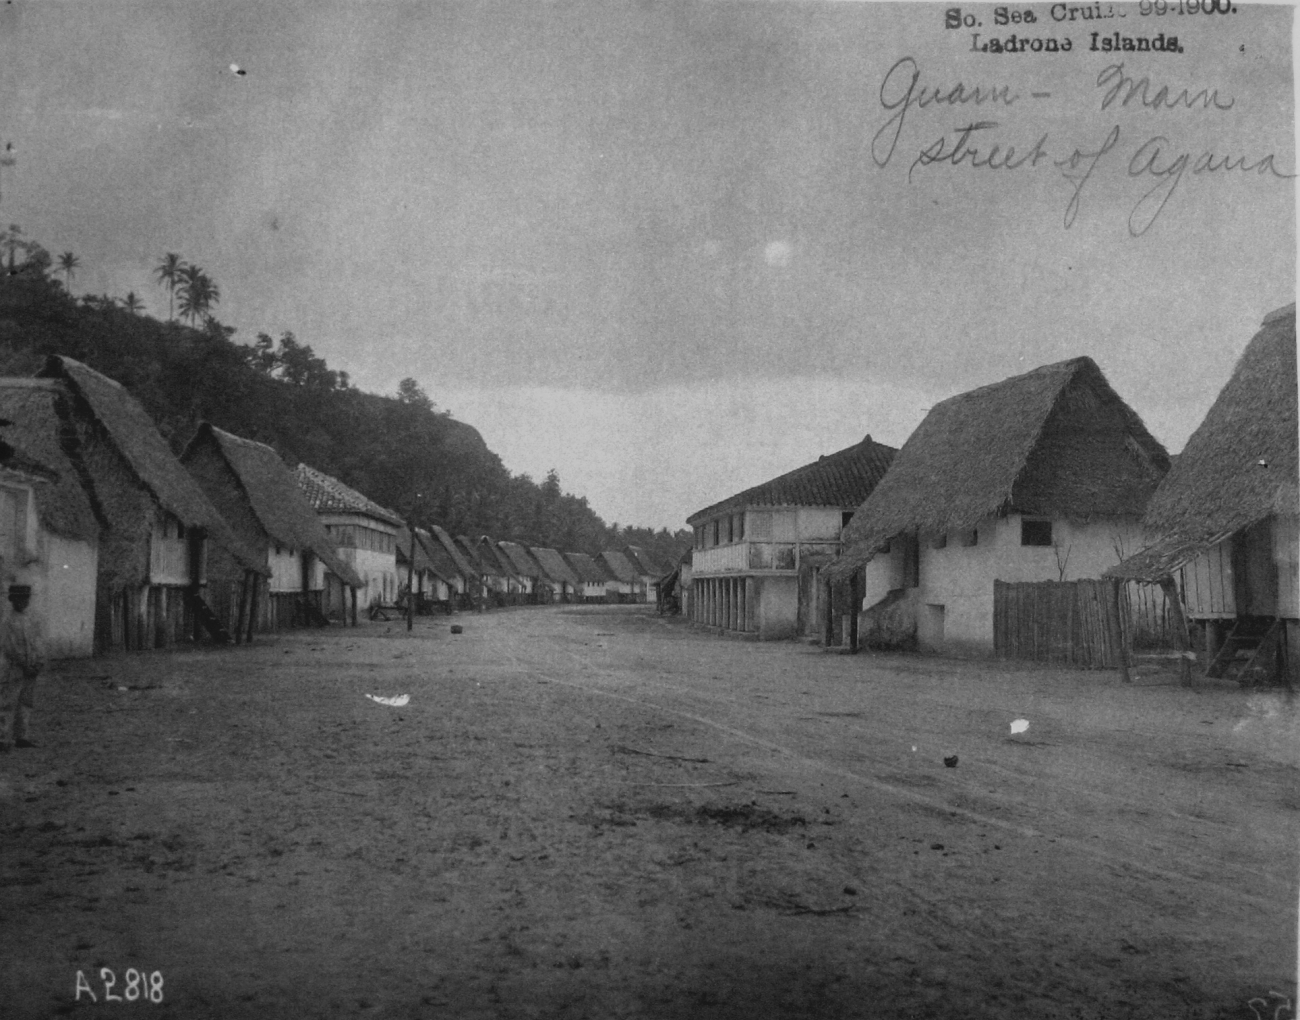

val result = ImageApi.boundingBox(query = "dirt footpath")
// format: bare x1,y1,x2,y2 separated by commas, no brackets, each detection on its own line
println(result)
1,605,1296,1019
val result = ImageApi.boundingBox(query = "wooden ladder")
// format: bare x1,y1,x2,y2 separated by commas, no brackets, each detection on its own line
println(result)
1206,618,1280,686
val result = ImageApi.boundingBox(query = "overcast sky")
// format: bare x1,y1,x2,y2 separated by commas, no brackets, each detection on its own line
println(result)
1,1,1293,530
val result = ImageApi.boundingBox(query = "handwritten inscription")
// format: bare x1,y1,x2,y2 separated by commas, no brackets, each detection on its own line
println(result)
75,968,165,1004
874,57,1291,236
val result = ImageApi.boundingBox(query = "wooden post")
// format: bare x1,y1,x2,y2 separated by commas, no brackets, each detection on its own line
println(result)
1157,574,1193,687
246,576,259,644
1107,579,1130,683
350,585,357,626
406,525,416,632
234,572,250,645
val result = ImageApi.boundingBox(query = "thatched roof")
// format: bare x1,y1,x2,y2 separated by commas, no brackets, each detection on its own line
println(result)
429,525,476,580
294,463,404,527
829,356,1169,580
0,380,99,542
563,551,609,584
415,528,463,584
497,540,545,579
687,435,897,525
185,424,362,589
37,357,266,574
1110,303,1298,580
473,536,514,578
453,535,487,575
598,549,638,584
529,546,580,587
623,545,668,577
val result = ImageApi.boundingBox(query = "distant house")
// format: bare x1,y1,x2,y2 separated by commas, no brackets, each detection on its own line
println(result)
529,546,581,602
624,545,669,603
687,435,896,641
563,551,612,602
295,464,402,614
183,424,362,634
658,548,692,617
598,550,641,602
29,357,266,651
497,541,548,601
1109,304,1298,684
428,525,478,607
831,358,1169,656
396,527,457,608
469,535,514,602
0,397,99,658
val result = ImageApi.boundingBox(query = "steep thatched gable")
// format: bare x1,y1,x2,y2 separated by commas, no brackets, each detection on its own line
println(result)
832,357,1168,578
185,424,362,589
0,380,99,543
495,541,544,580
1110,304,1298,579
599,549,638,584
429,525,477,580
563,551,609,584
529,546,581,588
37,357,266,576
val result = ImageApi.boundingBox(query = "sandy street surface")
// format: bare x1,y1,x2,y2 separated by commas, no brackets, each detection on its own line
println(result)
1,604,1297,1020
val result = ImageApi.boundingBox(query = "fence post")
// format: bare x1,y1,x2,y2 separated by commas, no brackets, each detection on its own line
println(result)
1108,579,1130,683
1157,575,1193,688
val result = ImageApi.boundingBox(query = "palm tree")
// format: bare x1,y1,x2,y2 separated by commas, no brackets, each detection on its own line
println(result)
120,291,144,315
153,252,184,321
57,252,79,292
177,264,219,326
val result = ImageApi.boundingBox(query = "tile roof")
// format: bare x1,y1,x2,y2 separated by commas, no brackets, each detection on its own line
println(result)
687,435,897,524
294,463,404,527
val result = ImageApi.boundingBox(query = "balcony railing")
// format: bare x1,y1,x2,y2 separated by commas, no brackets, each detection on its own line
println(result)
693,540,843,576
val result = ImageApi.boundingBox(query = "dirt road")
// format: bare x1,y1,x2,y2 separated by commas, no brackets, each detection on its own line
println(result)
1,605,1296,1019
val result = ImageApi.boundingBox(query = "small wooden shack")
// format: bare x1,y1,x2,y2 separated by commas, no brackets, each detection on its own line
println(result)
1110,304,1298,685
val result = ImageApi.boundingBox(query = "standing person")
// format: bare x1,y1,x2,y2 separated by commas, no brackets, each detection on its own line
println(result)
0,583,46,751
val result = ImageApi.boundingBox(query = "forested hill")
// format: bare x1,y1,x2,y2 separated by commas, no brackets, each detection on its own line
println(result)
0,263,688,564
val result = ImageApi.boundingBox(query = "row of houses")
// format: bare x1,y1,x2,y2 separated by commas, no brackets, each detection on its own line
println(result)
0,353,676,658
681,303,1298,684
395,529,669,612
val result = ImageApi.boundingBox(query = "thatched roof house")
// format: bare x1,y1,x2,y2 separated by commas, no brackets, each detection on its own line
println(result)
428,525,477,584
497,540,545,582
1109,304,1298,583
563,551,610,585
414,528,465,589
0,381,100,547
36,356,265,581
831,357,1169,579
529,546,581,590
183,424,361,590
599,549,638,585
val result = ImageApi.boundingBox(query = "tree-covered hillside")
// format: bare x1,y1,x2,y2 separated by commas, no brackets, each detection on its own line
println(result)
0,238,688,565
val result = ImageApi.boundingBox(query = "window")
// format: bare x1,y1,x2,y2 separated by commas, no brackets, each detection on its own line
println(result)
842,511,854,531
737,514,745,541
960,529,979,547
932,533,947,550
727,516,734,544
711,520,720,547
1021,519,1053,546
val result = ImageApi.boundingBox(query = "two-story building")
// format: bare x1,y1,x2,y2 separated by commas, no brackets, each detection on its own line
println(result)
686,435,896,640
295,464,402,614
